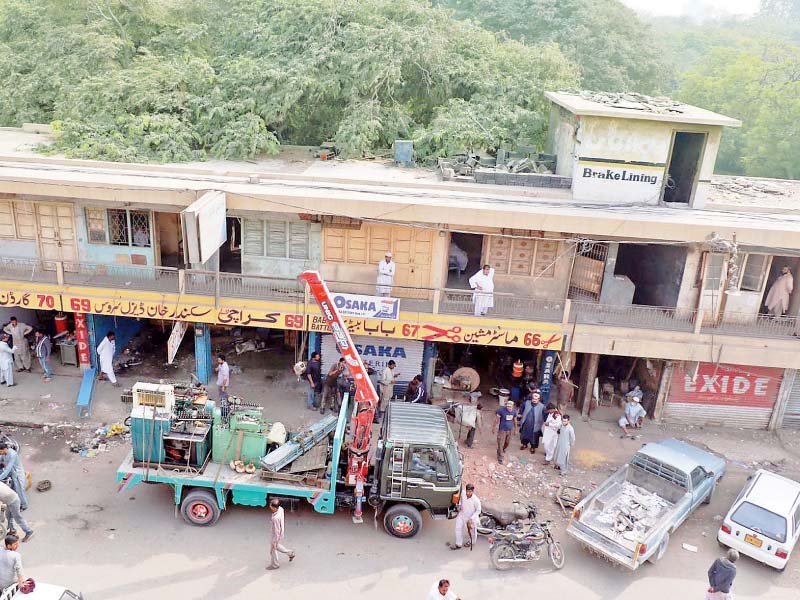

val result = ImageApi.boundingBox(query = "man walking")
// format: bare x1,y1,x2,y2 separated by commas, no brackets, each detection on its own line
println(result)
0,481,34,542
427,579,461,600
0,334,16,387
553,414,575,476
707,549,738,599
3,317,32,373
493,399,518,463
449,483,480,550
0,534,24,591
267,498,295,570
0,443,28,511
215,354,230,397
305,352,322,410
96,331,118,386
33,329,52,383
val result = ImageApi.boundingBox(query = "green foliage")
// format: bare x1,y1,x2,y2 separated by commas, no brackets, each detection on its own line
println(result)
676,39,800,178
439,0,669,93
0,0,578,162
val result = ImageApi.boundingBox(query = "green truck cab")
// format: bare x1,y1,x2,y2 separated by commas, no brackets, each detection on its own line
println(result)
372,402,463,538
117,396,462,539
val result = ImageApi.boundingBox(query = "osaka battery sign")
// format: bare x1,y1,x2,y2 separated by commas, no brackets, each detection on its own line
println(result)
671,363,782,408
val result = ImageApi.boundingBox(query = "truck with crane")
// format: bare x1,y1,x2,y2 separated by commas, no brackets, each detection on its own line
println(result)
115,271,462,538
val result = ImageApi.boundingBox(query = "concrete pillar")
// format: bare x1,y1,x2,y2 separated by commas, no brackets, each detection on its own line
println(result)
653,361,674,422
307,332,319,360
579,353,599,419
194,323,213,384
769,368,796,431
85,313,98,369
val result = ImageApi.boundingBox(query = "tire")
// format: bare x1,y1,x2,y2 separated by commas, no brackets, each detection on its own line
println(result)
703,484,715,505
549,541,566,570
383,503,423,539
648,533,670,564
478,515,498,535
490,543,516,571
180,489,221,526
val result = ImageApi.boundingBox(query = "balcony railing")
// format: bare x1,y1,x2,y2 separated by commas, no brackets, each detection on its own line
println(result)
0,256,797,340
572,301,696,332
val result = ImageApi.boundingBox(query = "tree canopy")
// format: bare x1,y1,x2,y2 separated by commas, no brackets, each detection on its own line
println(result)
0,0,577,162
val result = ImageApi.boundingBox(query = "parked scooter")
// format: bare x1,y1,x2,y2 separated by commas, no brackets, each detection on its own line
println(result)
478,500,537,535
488,520,565,571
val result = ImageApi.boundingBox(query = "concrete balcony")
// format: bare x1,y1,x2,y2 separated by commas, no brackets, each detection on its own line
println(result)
0,256,797,369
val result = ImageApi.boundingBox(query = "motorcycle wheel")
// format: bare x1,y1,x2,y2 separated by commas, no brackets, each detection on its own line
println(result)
489,543,516,571
479,515,498,534
548,541,565,570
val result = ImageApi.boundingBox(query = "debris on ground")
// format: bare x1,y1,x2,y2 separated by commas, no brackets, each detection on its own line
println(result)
682,543,699,553
70,423,130,457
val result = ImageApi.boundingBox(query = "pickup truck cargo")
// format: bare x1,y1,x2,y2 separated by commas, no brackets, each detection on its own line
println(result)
567,438,725,569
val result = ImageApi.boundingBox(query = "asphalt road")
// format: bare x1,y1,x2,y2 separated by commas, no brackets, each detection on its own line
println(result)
7,425,798,600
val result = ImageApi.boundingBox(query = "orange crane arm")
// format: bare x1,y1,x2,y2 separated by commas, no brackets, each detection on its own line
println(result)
299,271,379,522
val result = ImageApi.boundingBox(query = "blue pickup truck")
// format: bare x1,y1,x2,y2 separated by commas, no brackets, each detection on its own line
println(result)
567,438,725,570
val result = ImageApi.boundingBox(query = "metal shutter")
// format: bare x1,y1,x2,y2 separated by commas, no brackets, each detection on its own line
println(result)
321,334,425,397
663,363,782,430
781,370,800,429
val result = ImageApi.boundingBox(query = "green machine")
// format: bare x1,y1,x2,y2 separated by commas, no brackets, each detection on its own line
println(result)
212,408,272,465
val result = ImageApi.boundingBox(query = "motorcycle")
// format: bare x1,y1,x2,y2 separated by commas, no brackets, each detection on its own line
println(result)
478,500,537,535
0,429,19,452
488,520,565,571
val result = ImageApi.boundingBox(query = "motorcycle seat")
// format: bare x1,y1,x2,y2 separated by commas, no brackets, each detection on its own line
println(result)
482,501,529,526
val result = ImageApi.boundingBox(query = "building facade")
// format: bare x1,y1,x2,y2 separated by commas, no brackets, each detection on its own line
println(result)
1,92,799,429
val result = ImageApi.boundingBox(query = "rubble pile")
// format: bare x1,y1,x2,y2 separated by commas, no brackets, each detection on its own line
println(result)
563,90,686,115
69,423,130,458
591,481,671,543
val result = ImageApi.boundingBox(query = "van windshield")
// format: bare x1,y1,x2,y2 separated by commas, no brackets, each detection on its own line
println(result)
730,502,787,543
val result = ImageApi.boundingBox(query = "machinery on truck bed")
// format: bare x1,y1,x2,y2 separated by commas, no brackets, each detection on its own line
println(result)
116,271,462,537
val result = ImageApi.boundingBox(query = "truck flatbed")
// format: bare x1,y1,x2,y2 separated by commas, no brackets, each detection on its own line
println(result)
116,396,348,516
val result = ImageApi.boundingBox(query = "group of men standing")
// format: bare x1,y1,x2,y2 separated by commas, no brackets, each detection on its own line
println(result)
1,317,53,386
493,387,575,476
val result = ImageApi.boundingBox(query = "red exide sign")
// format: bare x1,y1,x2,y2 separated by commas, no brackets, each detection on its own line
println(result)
74,313,91,369
670,363,782,408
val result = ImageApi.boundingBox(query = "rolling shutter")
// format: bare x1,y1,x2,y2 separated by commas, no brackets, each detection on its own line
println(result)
663,363,782,429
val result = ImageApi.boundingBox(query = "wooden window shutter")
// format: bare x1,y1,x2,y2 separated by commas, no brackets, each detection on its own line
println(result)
288,222,310,260
243,219,264,256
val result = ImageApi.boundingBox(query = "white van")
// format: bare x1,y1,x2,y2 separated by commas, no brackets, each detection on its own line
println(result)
718,469,800,571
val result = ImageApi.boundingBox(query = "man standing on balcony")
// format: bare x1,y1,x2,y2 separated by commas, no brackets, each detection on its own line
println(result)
376,251,395,297
3,317,32,373
97,331,118,386
468,264,495,317
765,266,793,317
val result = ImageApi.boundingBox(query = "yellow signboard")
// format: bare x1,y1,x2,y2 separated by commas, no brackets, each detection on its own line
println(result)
308,315,563,350
2,281,563,349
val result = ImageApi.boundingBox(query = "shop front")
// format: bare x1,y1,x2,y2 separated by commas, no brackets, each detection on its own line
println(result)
663,362,784,429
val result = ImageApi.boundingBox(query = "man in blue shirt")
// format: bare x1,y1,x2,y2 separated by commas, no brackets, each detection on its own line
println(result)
493,400,518,463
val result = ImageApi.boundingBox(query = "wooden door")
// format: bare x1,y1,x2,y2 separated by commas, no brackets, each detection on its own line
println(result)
698,252,727,324
36,203,78,265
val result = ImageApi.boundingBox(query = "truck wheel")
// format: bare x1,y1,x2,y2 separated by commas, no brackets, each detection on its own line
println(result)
383,504,422,539
181,489,221,526
648,533,670,564
703,484,715,505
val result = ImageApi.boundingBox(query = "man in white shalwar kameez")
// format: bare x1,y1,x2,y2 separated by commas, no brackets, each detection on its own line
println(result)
0,334,17,387
449,483,481,550
765,266,793,317
3,317,32,372
376,251,396,297
468,264,495,317
97,331,118,386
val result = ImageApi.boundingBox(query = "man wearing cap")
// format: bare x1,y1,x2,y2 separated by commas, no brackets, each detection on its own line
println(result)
619,391,646,438
376,251,395,297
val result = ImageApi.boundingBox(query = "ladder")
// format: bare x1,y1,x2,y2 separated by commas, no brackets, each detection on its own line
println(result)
389,444,406,498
